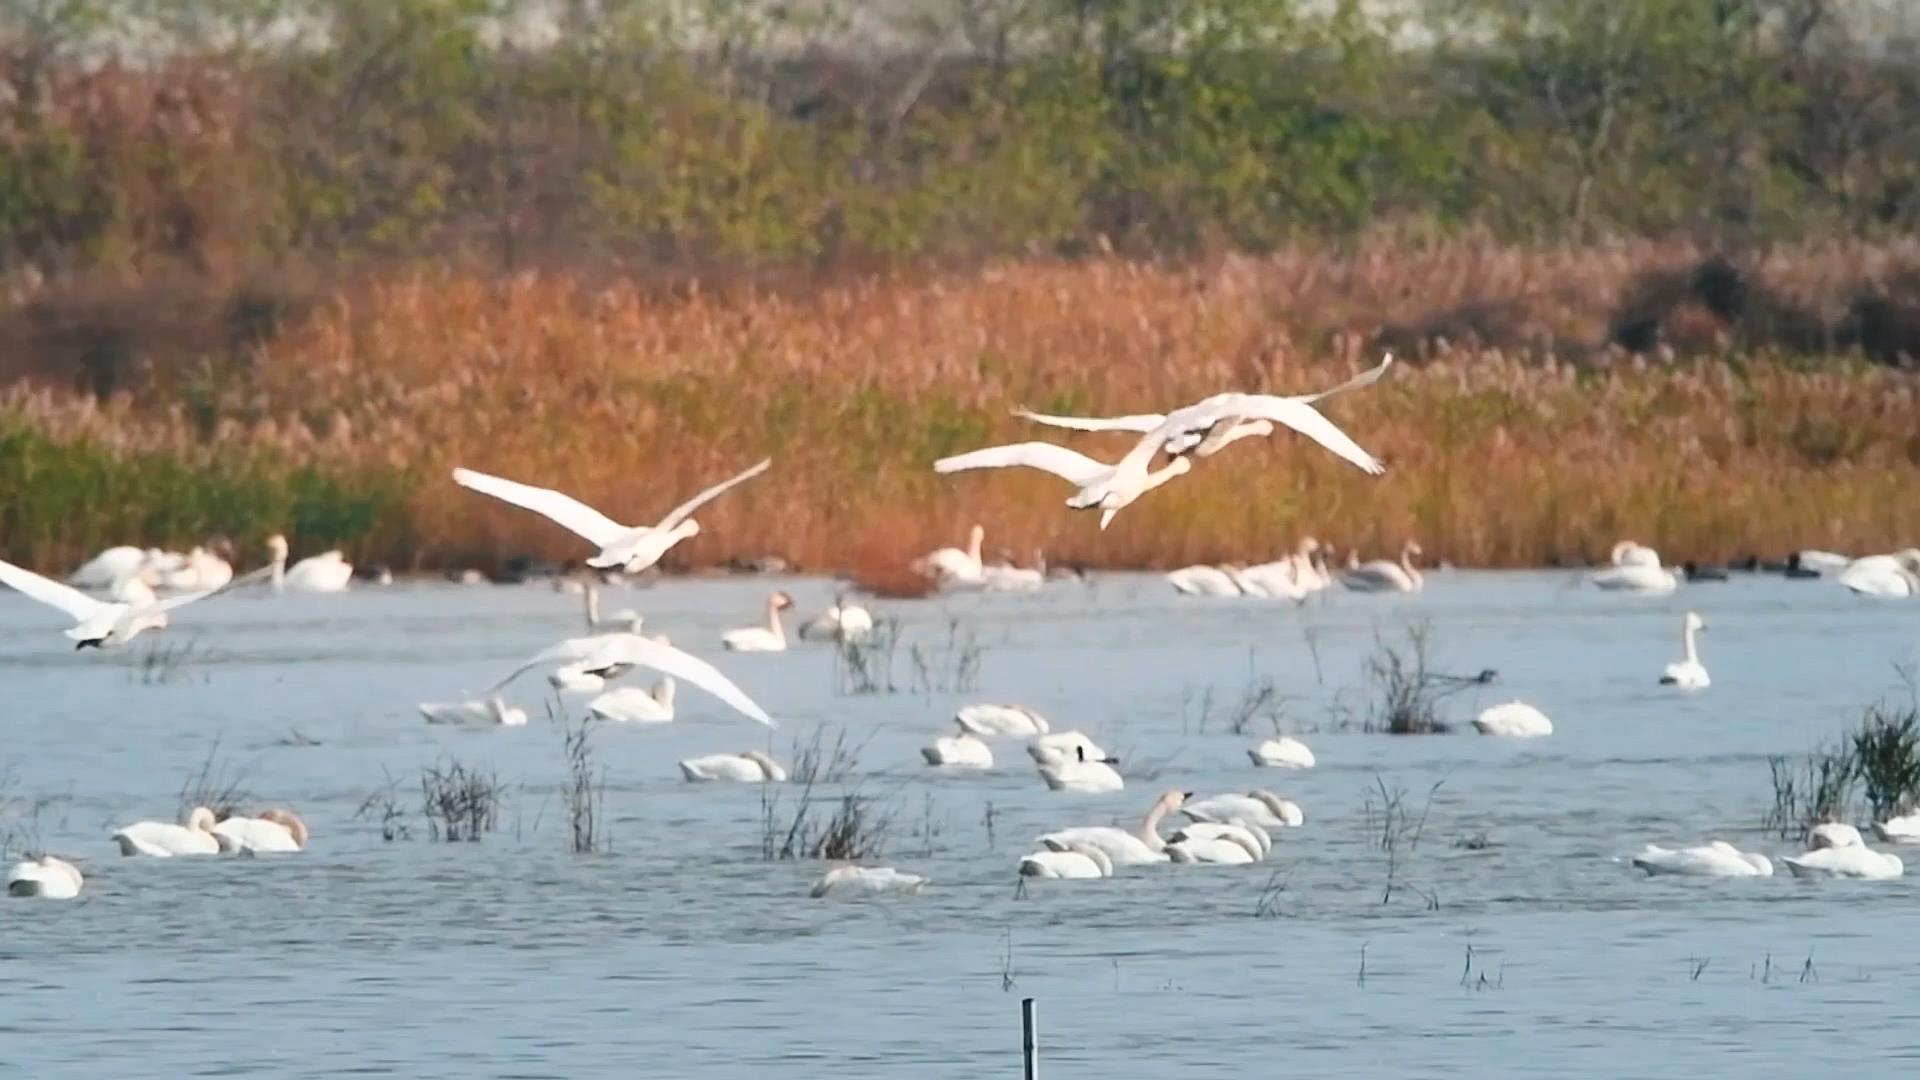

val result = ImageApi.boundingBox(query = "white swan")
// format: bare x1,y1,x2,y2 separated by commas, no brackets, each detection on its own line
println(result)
981,552,1046,593
583,585,643,632
1232,560,1310,601
6,855,83,898
1287,537,1330,592
1167,822,1267,863
913,524,986,586
679,750,787,782
451,458,771,574
955,704,1049,736
1036,745,1124,793
158,543,234,591
1794,549,1850,574
112,806,231,856
1472,701,1554,737
1248,736,1316,769
1590,542,1679,592
493,632,775,727
69,545,154,589
1183,791,1303,829
266,534,353,593
1872,812,1920,843
1630,840,1772,877
588,679,675,723
934,436,1199,531
722,592,794,652
1659,611,1710,689
213,808,308,853
1018,840,1116,879
1167,565,1241,596
1810,822,1865,850
1837,549,1920,598
797,593,875,642
0,557,251,648
1782,830,1904,878
419,696,528,726
1027,730,1109,767
1037,790,1188,864
1342,540,1424,593
1609,540,1662,569
810,865,927,897
923,720,994,768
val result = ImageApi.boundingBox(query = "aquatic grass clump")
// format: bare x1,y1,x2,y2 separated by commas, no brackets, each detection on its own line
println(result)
177,739,250,820
420,759,503,843
1851,701,1920,822
1361,622,1474,736
561,714,609,854
759,726,894,861
1764,745,1859,841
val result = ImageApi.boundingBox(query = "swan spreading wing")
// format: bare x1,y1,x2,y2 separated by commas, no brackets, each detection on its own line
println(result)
0,558,110,621
933,443,1112,487
451,468,631,547
490,632,775,727
653,458,772,530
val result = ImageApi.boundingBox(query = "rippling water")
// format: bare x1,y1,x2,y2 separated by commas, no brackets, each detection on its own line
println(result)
5,569,1920,1077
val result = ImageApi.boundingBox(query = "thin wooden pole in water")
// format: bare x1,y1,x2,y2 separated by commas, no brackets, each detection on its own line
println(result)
1021,997,1038,1080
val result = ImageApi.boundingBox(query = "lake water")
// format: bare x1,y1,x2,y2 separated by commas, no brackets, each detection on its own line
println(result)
4,569,1920,1078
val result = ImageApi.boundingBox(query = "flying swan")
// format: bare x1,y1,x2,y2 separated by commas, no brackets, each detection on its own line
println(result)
491,632,776,728
0,557,259,648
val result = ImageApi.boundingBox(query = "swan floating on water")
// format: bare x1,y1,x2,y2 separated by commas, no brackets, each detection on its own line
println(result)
1872,813,1920,843
588,679,676,723
1167,822,1268,863
112,806,232,856
1342,541,1424,593
159,541,235,591
810,865,928,897
923,716,994,768
722,592,795,652
1037,789,1188,864
1027,730,1109,767
1472,701,1554,737
7,855,83,898
1659,612,1710,689
451,458,771,574
955,704,1050,736
69,546,156,589
213,808,308,853
1167,565,1241,597
0,557,256,648
493,632,775,727
913,525,986,587
1036,744,1124,793
267,534,353,593
1018,840,1116,879
679,750,787,782
1248,736,1316,769
1837,549,1920,598
583,584,643,632
1782,826,1904,879
1183,791,1303,829
797,593,875,642
419,696,528,727
1630,840,1772,877
1590,541,1679,593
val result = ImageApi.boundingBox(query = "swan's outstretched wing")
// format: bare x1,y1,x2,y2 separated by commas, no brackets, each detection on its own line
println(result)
488,633,627,692
1223,396,1386,475
934,443,1110,487
1012,408,1166,434
145,564,277,614
1295,353,1394,405
451,468,630,547
489,632,775,728
654,458,772,531
0,558,108,621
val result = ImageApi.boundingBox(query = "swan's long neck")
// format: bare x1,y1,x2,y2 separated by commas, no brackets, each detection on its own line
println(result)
764,599,787,644
585,586,601,627
966,527,983,569
270,553,287,590
1682,621,1699,664
1136,802,1171,852
653,678,676,707
1400,546,1422,588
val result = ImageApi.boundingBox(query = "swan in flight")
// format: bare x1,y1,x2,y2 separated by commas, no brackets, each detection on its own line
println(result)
419,696,529,727
955,704,1050,736
451,458,770,574
1248,736,1316,769
7,855,84,898
1013,354,1393,470
1472,701,1554,737
1589,542,1679,593
0,557,257,648
923,719,994,767
588,679,675,723
679,750,787,782
1018,841,1116,879
1872,813,1920,843
1781,826,1904,879
1167,822,1268,863
1167,565,1242,596
1659,612,1710,689
265,534,353,592
112,807,232,856
1342,540,1424,592
1630,841,1772,877
583,585,643,632
213,808,308,853
913,524,986,586
492,632,775,727
797,593,875,642
1027,730,1109,767
1036,745,1124,793
1837,549,1920,598
810,865,928,897
1037,790,1188,865
934,437,1199,530
1183,791,1303,829
722,592,795,652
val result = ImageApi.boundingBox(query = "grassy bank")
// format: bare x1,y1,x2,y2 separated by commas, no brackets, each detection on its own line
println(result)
4,246,1920,578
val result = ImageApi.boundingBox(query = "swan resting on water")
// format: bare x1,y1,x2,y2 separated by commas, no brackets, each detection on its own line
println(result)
1472,701,1554,737
810,865,928,897
213,808,309,853
1036,790,1189,865
679,750,787,783
112,807,234,856
1659,612,1710,689
1183,791,1303,829
420,696,528,727
7,855,83,898
1630,841,1773,877
1036,745,1124,793
1248,736,1316,769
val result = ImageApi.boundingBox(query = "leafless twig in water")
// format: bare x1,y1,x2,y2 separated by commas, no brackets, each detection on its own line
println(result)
353,767,412,842
178,737,251,819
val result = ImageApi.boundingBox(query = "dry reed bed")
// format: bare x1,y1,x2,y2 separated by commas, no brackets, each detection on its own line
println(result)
6,245,1920,574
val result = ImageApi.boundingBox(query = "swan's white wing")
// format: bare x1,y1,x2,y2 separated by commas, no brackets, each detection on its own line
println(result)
1012,408,1166,433
594,635,775,727
1294,353,1394,404
144,563,277,614
654,458,772,531
1212,396,1385,475
934,443,1110,487
451,467,630,546
488,633,628,692
0,558,108,621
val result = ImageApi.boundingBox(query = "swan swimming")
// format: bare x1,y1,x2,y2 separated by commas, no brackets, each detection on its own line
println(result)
1472,701,1554,737
1182,791,1303,829
980,551,1046,593
588,679,676,723
1167,565,1242,597
1167,822,1268,864
1590,541,1679,592
419,696,528,727
1781,825,1904,879
1342,540,1424,593
797,593,875,642
112,806,232,856
954,704,1050,736
492,632,775,727
913,524,986,586
213,808,308,853
1027,730,1109,767
1659,612,1710,689
583,584,643,632
0,557,255,648
1248,736,1316,769
267,534,354,592
1872,813,1920,843
451,458,771,574
923,719,994,768
1037,790,1189,864
6,855,83,898
1837,549,1920,598
1630,840,1772,877
810,865,928,897
1036,744,1124,793
679,750,787,782
158,541,235,591
722,592,795,652
1018,840,1117,879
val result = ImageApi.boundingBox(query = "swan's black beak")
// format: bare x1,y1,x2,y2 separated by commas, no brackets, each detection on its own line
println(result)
74,639,102,651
